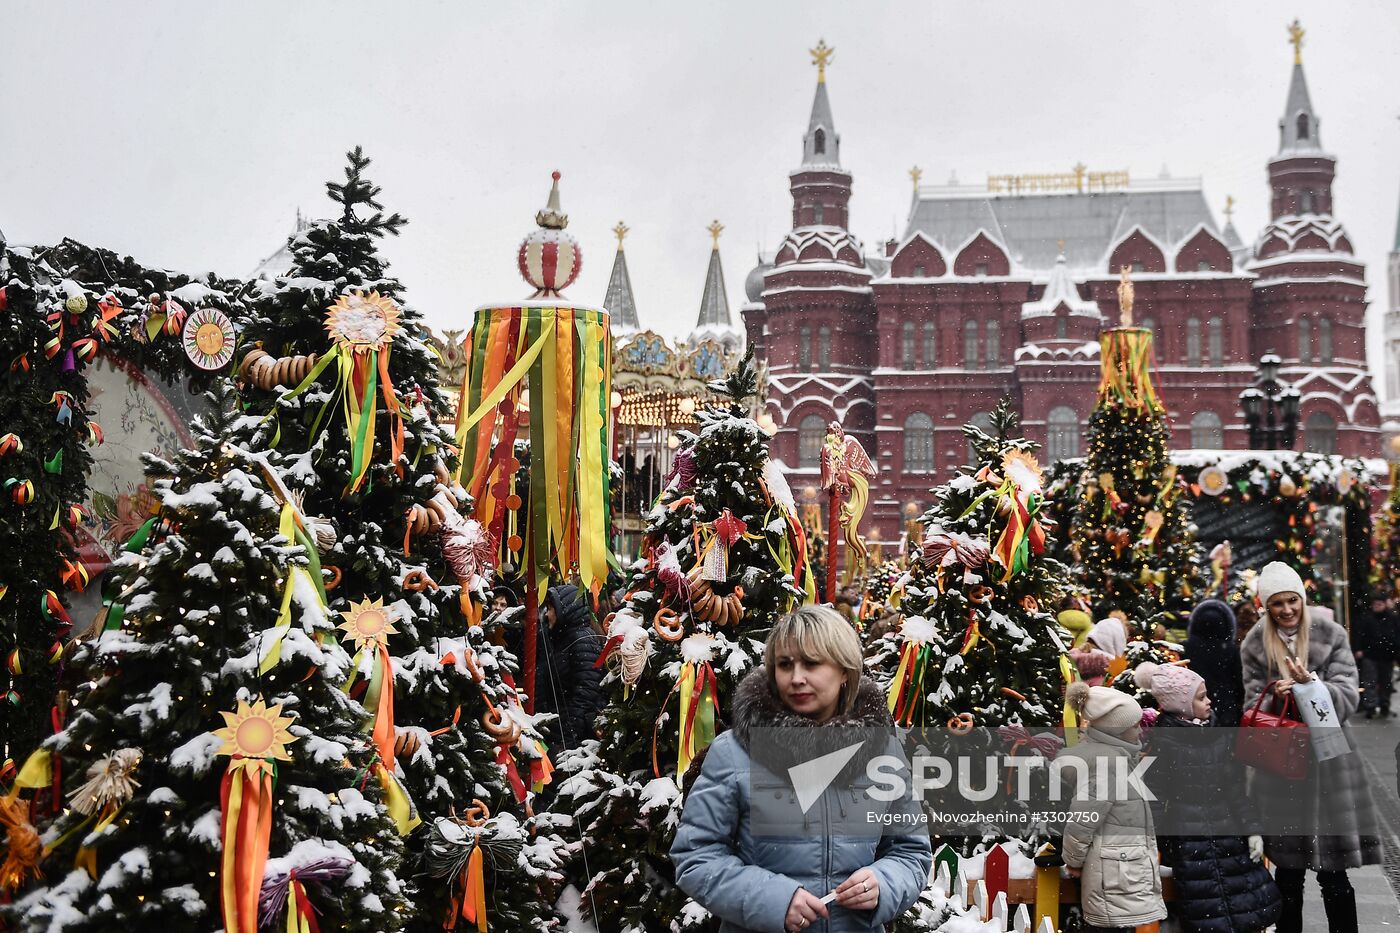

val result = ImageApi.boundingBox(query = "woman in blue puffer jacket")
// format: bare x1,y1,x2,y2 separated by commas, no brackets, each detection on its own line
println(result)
670,605,931,932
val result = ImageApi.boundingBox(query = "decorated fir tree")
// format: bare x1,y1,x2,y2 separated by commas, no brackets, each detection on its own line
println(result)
227,148,560,931
550,352,810,932
9,394,409,932
1068,271,1201,627
877,402,1071,732
1374,464,1400,600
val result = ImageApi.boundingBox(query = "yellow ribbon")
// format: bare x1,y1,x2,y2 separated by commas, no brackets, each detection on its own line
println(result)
375,762,421,835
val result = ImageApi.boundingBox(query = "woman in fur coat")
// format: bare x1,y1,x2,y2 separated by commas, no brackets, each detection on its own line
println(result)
1241,561,1381,933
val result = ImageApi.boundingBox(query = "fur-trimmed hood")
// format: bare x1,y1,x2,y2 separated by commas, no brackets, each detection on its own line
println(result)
729,667,893,784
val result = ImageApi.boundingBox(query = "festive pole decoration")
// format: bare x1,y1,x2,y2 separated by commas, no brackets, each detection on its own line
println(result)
258,857,353,933
213,699,299,933
182,307,237,371
887,615,938,726
258,502,329,674
819,422,877,601
452,172,610,710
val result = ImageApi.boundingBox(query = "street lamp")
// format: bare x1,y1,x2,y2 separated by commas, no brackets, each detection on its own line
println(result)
1240,352,1300,449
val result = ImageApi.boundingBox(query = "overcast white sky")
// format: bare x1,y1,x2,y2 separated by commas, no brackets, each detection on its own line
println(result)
3,2,1398,383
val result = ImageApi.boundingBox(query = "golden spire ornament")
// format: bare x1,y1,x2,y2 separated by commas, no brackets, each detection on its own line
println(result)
1224,195,1235,220
612,221,629,251
707,219,724,249
909,165,923,190
810,39,834,83
1288,18,1304,65
1117,265,1135,327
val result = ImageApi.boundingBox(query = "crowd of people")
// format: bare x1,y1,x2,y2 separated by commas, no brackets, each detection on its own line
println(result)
494,559,1386,932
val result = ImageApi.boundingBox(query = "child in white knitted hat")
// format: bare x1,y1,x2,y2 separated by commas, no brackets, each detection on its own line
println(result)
1058,683,1167,932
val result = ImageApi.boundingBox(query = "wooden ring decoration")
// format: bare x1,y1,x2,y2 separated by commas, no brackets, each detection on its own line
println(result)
1019,595,1040,613
426,498,451,525
969,585,993,605
653,608,685,642
402,569,439,592
408,504,430,536
948,712,975,735
462,798,491,827
323,566,342,591
394,731,422,758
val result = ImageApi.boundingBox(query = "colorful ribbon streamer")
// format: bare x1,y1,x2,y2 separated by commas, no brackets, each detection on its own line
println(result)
676,660,718,777
451,305,611,599
1097,327,1163,414
259,504,328,674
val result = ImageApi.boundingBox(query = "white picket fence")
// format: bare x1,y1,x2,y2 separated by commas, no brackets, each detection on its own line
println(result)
928,860,1054,933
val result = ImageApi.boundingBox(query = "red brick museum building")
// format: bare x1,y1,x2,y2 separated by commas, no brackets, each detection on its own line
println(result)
742,46,1379,542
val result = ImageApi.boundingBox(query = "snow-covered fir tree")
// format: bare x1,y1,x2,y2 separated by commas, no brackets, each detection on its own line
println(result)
550,353,809,933
1068,308,1202,628
10,391,409,932
874,402,1070,733
227,148,561,931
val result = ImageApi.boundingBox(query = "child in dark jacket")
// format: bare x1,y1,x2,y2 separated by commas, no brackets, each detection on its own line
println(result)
1135,661,1281,932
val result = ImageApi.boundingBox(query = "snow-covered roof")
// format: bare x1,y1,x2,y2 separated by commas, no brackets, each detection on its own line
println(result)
1021,252,1101,318
906,182,1217,273
601,245,640,333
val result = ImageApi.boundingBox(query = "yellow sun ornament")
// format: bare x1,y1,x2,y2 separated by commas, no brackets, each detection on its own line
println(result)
324,290,403,352
339,596,399,649
264,288,406,495
213,698,298,776
212,697,298,933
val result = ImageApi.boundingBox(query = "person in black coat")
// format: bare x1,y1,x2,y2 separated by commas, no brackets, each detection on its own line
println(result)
1183,599,1245,728
1353,596,1399,717
1135,662,1282,932
532,583,606,755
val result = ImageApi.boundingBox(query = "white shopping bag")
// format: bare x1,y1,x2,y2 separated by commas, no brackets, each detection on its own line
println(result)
1291,680,1351,762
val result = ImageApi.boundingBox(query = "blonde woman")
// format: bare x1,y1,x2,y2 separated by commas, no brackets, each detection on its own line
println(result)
1240,561,1380,933
671,606,931,932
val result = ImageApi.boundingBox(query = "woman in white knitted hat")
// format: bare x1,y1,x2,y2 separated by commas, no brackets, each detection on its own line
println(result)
1240,560,1380,933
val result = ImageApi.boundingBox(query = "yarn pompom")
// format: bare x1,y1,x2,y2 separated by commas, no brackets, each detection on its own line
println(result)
1133,661,1162,690
1066,681,1090,718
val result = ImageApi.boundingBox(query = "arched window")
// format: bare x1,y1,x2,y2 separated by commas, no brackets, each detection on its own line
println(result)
1141,317,1154,333
967,412,995,463
1318,317,1333,364
900,321,916,370
913,264,926,277
798,326,812,371
985,320,1001,368
1297,113,1310,140
1190,411,1224,449
1185,317,1202,366
1298,317,1312,363
798,415,826,467
1207,317,1224,367
1056,315,1068,339
1046,406,1081,462
903,412,935,473
1305,412,1337,455
963,320,979,371
922,322,936,367
813,128,826,155
818,325,831,369
1298,189,1314,214
813,204,825,225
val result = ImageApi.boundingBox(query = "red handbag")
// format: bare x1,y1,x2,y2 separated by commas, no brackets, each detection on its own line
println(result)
1235,682,1311,780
